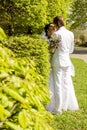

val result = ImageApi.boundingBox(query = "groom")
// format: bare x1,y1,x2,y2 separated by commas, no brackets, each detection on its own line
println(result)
50,16,79,114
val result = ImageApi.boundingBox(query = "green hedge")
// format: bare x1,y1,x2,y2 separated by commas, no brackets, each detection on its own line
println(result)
0,27,7,40
0,36,53,130
2,35,50,85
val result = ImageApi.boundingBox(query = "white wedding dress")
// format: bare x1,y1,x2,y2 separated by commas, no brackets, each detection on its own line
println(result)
46,69,55,112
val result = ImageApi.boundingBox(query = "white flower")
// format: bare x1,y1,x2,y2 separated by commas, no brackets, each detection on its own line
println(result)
51,33,60,42
49,33,60,47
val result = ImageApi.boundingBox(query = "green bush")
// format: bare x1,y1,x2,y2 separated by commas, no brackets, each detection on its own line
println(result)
2,35,50,85
0,27,7,40
0,36,53,129
0,0,72,35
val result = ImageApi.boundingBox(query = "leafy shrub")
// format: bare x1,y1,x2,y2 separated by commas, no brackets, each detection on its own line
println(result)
0,27,7,40
2,35,50,85
0,44,53,130
0,35,53,129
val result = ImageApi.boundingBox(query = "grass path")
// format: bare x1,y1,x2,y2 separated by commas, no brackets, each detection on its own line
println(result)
51,58,87,130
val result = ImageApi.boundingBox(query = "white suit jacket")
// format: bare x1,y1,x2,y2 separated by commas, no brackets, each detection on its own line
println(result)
51,26,74,67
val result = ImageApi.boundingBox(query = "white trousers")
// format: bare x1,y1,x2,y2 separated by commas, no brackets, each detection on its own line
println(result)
53,66,70,112
46,65,79,113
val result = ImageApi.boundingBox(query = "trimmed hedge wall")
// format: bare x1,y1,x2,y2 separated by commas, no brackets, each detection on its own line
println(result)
2,35,50,85
0,36,53,130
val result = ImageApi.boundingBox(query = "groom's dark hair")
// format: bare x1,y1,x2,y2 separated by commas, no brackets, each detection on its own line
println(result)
53,16,65,27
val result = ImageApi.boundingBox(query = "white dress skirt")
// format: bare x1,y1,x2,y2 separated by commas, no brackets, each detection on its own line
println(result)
46,70,55,113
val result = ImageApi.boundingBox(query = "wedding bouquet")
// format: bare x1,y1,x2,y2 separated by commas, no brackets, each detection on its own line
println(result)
49,33,60,54
49,34,60,47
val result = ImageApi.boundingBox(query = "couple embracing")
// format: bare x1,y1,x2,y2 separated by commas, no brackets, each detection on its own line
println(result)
42,16,79,114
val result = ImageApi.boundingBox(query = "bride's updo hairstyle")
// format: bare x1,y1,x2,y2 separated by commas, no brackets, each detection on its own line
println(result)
53,16,65,27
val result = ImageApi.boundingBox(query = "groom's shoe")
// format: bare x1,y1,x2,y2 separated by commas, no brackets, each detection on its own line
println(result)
55,109,62,115
51,110,62,115
57,110,62,115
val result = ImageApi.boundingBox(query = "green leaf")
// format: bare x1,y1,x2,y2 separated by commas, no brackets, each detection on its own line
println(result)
18,109,28,129
0,104,10,120
3,87,25,103
0,27,7,40
0,104,4,120
5,121,23,130
1,95,9,108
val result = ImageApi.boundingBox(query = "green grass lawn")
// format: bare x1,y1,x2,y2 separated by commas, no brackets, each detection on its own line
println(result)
51,58,87,130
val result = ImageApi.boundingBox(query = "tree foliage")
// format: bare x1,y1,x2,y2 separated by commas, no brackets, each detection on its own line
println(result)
0,0,47,34
47,0,73,23
0,0,72,35
69,0,87,29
